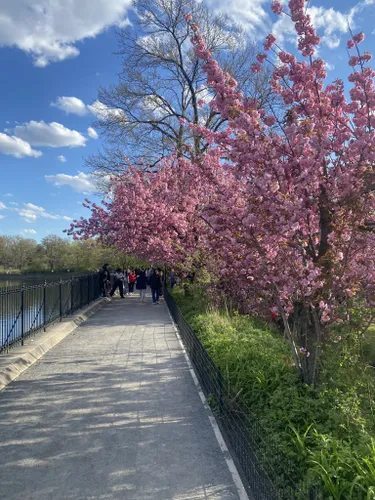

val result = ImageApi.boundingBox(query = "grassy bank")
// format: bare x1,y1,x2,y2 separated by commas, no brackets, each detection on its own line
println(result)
171,284,375,499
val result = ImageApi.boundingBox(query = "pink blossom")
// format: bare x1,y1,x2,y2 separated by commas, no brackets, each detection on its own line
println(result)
271,0,283,15
299,347,310,357
349,56,360,67
361,52,372,63
264,34,277,51
353,32,365,44
347,40,355,49
251,62,262,73
256,53,267,63
263,115,276,126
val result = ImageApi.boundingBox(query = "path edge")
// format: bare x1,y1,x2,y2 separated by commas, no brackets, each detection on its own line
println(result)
165,304,251,500
0,298,109,392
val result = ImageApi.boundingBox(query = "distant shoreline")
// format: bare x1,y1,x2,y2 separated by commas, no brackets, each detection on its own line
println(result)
0,271,97,279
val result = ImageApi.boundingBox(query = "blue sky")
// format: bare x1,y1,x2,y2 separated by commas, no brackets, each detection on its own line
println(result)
0,0,374,241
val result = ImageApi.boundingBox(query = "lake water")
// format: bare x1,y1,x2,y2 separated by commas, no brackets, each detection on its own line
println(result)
0,273,100,349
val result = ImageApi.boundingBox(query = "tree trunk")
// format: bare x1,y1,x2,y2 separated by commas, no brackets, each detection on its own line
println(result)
292,302,321,386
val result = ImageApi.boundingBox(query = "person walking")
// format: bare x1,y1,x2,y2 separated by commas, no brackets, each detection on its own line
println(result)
99,263,110,297
110,268,125,298
128,269,136,294
136,269,148,302
149,268,161,304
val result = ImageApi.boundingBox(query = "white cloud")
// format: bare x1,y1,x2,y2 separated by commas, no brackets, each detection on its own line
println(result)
21,229,37,235
51,96,88,116
9,121,86,148
16,203,72,223
45,172,97,193
50,96,125,125
57,155,67,163
87,100,125,121
87,127,99,139
0,202,6,210
51,97,125,122
308,7,356,49
0,1,132,67
0,215,5,220
141,95,171,119
197,86,213,105
325,62,335,71
205,0,270,36
0,132,42,158
4,193,13,197
9,202,19,206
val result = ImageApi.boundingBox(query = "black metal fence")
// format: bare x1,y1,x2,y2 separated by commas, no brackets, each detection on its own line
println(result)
0,274,101,353
164,287,321,500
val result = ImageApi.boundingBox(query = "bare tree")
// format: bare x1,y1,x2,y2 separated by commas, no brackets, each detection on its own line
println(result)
87,0,275,175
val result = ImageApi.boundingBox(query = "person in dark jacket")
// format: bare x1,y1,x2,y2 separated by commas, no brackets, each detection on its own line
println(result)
99,264,110,297
136,269,148,302
110,268,125,298
149,269,161,304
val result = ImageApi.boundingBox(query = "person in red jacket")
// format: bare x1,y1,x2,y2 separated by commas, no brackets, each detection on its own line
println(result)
128,269,136,294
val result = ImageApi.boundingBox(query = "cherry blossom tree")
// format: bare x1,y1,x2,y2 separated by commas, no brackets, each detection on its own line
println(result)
69,0,375,385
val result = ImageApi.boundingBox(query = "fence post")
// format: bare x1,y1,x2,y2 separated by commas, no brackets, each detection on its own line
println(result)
59,279,62,321
43,280,47,332
70,278,74,315
21,284,25,346
80,277,83,309
218,367,223,416
87,275,90,305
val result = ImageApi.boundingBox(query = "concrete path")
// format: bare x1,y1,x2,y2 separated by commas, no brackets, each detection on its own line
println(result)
0,292,244,500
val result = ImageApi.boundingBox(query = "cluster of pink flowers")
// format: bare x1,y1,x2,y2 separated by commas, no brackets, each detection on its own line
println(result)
271,0,283,15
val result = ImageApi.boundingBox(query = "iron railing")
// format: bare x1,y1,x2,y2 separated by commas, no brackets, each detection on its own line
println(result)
0,273,101,353
164,287,321,500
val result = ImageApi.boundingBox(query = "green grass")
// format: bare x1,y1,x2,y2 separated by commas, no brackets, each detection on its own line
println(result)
171,284,375,499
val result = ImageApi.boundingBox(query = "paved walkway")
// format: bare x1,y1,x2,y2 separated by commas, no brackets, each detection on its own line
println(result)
0,293,244,500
